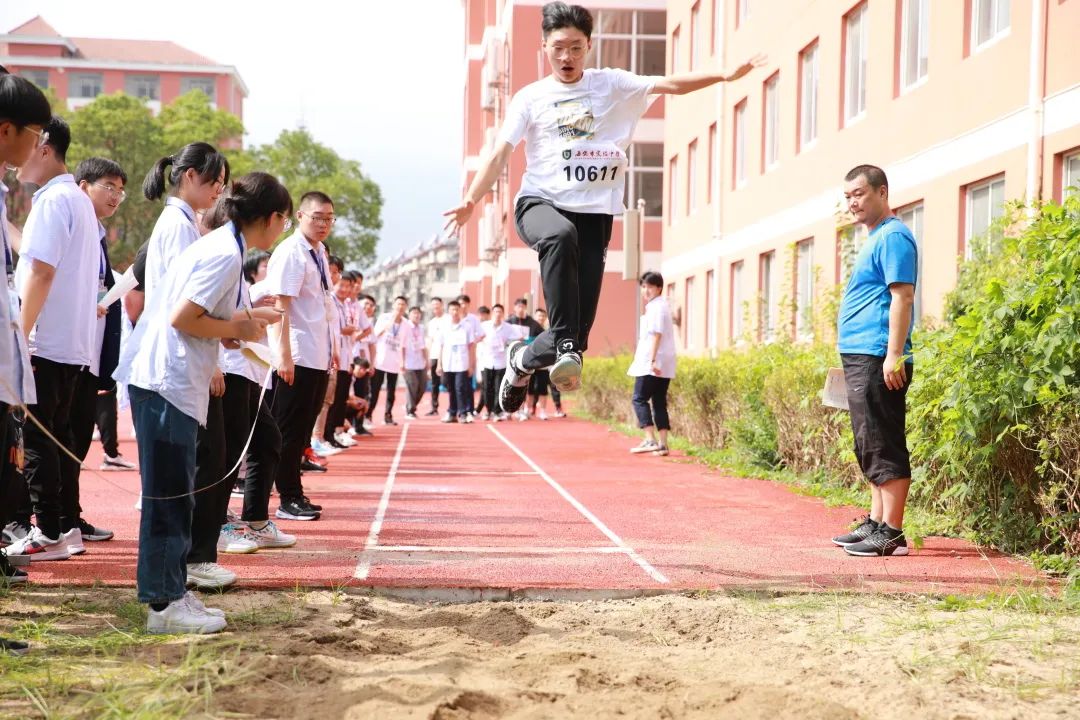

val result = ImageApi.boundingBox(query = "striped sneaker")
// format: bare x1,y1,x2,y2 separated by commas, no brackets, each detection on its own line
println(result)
3,527,69,562
499,340,533,414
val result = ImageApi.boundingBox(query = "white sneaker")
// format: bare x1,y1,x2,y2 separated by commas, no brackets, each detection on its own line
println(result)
100,454,137,471
363,419,374,430
463,413,474,424
553,410,567,418
62,527,85,556
311,439,341,457
247,520,297,549
538,409,548,421
217,524,258,554
226,509,240,523
334,433,357,447
346,427,358,438
186,562,237,589
3,526,69,562
146,596,227,634
630,439,660,454
91,428,101,442
184,591,226,618
134,496,142,511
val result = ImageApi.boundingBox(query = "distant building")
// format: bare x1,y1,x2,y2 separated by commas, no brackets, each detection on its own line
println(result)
364,235,461,312
0,15,247,119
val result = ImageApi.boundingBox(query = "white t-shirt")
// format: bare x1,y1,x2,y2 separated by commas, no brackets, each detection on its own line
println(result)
115,222,245,425
498,68,660,215
144,197,200,301
352,309,373,363
403,320,427,371
628,295,677,379
0,181,35,405
222,281,264,386
14,174,100,368
438,320,476,373
331,294,355,371
264,232,333,371
478,321,521,370
373,312,405,374
425,313,445,356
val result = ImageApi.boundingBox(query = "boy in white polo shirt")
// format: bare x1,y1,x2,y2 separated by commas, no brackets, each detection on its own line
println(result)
402,305,428,419
371,295,407,425
8,117,101,562
434,300,476,423
479,304,518,421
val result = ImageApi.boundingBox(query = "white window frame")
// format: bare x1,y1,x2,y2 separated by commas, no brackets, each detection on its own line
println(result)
760,251,777,343
125,74,160,100
668,154,680,224
763,73,780,170
625,143,664,218
180,76,216,103
20,69,49,89
70,72,104,99
1062,150,1080,202
799,42,819,150
965,176,1005,258
731,261,745,342
690,2,701,72
972,0,1010,51
685,276,696,349
795,240,814,341
844,3,868,124
586,10,667,75
687,139,698,215
671,26,681,73
708,122,717,203
706,269,716,349
737,0,751,27
896,203,925,324
734,100,748,188
900,0,929,91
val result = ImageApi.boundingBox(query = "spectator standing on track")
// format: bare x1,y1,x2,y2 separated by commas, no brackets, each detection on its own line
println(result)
434,300,476,424
831,165,918,558
425,297,446,416
479,304,518,422
443,1,763,415
402,306,428,420
474,305,491,418
370,296,408,426
454,294,485,418
527,309,552,421
627,271,675,457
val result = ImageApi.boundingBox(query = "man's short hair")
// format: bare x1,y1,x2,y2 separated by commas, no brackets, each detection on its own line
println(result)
43,115,71,163
342,270,359,282
478,306,490,315
361,294,376,304
447,300,461,309
299,190,334,209
456,294,471,304
354,271,363,281
394,295,408,304
408,306,421,314
535,308,547,315
541,2,594,38
0,73,51,128
430,296,443,304
845,164,889,192
640,271,664,289
514,297,527,307
328,255,345,272
74,157,127,186
491,303,504,312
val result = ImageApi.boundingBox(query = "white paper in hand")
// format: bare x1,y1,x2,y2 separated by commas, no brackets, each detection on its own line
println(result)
822,368,849,411
240,341,277,369
97,266,139,310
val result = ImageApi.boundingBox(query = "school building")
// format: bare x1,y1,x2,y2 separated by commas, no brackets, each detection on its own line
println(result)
662,0,1080,353
0,15,247,119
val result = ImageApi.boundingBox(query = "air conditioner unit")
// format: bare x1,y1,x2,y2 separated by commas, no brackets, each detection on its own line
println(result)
480,65,496,111
487,33,506,82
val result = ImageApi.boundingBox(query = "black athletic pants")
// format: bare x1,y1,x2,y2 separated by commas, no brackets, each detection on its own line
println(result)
223,374,281,523
514,196,613,370
94,388,119,458
271,366,328,502
369,370,398,421
187,394,227,565
22,356,80,539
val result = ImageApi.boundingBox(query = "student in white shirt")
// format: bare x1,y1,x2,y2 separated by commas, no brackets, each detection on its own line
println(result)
627,271,677,457
479,304,519,421
7,117,101,563
424,297,446,415
0,71,51,594
312,257,357,454
444,2,762,414
454,294,485,417
371,295,408,425
473,305,491,417
113,171,287,634
265,191,336,520
402,305,428,419
433,300,476,423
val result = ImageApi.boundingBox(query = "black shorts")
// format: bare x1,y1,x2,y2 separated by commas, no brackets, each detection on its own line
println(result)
529,369,550,396
841,354,913,486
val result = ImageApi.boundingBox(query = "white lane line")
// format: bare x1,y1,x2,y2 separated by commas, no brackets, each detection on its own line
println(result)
354,424,410,580
370,545,628,555
487,425,670,584
395,469,539,476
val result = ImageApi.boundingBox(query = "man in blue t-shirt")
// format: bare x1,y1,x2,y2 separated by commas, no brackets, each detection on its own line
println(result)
831,164,918,558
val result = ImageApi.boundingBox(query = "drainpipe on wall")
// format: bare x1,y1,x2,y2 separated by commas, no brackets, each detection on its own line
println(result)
1024,0,1048,211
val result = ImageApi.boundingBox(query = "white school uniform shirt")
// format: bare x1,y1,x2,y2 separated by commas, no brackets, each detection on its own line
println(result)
403,320,427,371
373,312,405,374
478,320,519,371
465,313,485,343
0,181,35,405
628,295,677,379
221,281,264,385
264,231,333,371
89,224,109,377
144,197,200,300
439,319,475,373
497,68,660,215
14,173,100,368
354,311,376,363
425,313,445,357
331,294,354,371
115,222,245,425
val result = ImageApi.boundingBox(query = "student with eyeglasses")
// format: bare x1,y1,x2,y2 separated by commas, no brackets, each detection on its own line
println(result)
444,1,763,417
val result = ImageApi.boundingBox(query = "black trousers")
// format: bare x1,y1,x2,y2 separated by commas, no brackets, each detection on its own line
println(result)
482,368,504,415
22,356,81,539
403,368,426,415
95,388,119,458
60,367,100,532
632,375,671,431
187,394,227,565
324,370,351,441
223,374,281,523
514,196,613,370
0,404,20,529
271,365,328,502
369,369,398,420
444,371,471,418
429,360,441,411
475,374,486,414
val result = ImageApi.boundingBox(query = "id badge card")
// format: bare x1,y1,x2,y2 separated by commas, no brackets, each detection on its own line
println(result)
559,142,628,191
97,278,108,305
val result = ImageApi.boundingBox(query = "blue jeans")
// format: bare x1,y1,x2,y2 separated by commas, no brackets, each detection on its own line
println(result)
129,386,197,604
632,375,671,431
444,371,473,418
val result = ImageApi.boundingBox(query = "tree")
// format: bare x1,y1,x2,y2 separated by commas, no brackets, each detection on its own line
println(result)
251,128,382,266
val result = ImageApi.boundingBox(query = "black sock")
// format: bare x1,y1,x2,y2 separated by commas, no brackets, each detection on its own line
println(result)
149,602,168,612
882,523,903,535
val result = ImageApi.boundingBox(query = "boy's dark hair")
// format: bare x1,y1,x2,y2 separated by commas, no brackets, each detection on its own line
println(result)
362,294,377,304
355,271,364,281
430,296,443,303
408,306,421,314
300,190,334,208
243,249,271,284
0,73,51,128
447,300,461,309
514,297,528,306
492,303,504,312
74,157,127,186
342,270,359,282
844,164,889,192
456,294,471,304
394,295,408,304
143,142,230,201
42,115,71,162
640,270,664,289
535,307,548,315
328,255,345,272
478,306,490,315
541,2,594,38
353,356,371,369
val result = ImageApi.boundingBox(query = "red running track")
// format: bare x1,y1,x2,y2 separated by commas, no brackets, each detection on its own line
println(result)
23,388,1041,595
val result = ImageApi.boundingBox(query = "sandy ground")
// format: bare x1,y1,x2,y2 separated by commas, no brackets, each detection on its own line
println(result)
3,586,1079,719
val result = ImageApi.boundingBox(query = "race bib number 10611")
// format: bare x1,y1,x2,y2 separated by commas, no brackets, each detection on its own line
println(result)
559,144,627,190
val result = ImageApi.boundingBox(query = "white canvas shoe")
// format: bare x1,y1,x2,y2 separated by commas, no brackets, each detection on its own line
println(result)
146,596,227,634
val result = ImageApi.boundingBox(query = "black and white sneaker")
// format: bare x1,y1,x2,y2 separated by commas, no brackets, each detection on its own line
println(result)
300,496,322,512
831,516,879,547
499,340,533,414
300,458,328,474
2,521,30,547
78,519,114,542
276,499,320,521
549,339,582,393
843,525,909,557
1,554,28,584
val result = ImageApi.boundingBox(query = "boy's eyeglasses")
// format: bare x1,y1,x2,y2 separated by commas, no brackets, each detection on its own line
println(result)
28,127,50,148
93,183,127,202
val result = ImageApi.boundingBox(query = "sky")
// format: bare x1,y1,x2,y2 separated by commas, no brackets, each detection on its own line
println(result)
0,1,466,266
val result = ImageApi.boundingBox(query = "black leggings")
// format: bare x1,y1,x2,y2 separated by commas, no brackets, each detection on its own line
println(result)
514,196,613,370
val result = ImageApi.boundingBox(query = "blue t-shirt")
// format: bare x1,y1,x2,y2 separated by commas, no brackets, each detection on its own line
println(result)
837,216,918,357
